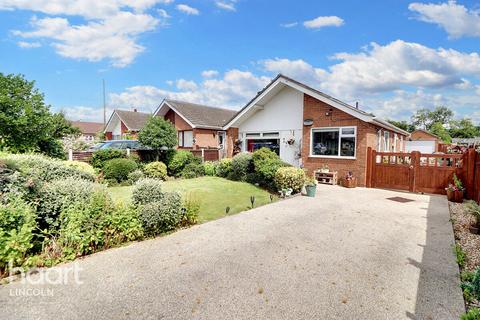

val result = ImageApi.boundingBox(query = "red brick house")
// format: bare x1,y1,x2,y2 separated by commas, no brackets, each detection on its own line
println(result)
154,99,237,156
104,109,150,140
70,121,104,141
406,129,440,153
223,74,409,186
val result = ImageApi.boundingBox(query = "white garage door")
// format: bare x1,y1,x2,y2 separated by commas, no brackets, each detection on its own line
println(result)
405,141,436,153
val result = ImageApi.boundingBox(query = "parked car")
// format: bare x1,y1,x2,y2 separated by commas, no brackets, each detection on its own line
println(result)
89,140,148,151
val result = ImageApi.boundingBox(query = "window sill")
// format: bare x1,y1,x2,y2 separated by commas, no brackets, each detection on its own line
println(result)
308,155,356,160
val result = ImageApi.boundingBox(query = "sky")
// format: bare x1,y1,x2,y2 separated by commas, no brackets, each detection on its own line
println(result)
0,0,479,124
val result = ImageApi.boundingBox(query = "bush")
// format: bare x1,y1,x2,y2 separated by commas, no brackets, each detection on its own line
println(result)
103,158,138,183
168,150,199,176
138,192,182,236
91,149,125,169
128,170,144,184
462,268,480,301
0,197,36,272
203,161,217,176
461,308,480,320
274,167,306,193
0,160,32,202
216,158,233,178
143,161,167,180
37,178,106,230
0,153,95,184
64,161,96,176
252,148,286,189
132,178,164,206
231,152,253,181
181,162,205,179
182,193,200,226
57,192,143,259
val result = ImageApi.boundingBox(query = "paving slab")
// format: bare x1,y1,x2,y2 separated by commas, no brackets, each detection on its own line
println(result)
0,185,465,319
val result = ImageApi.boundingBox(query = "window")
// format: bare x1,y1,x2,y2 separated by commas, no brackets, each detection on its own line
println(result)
384,131,390,152
178,130,194,148
310,127,356,158
218,131,226,149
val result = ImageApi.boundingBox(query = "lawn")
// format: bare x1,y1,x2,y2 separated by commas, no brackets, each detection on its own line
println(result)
109,176,277,223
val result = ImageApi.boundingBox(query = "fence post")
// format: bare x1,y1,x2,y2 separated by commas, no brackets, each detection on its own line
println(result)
126,148,131,157
201,149,205,163
410,151,420,193
68,149,73,161
465,148,476,200
366,147,372,188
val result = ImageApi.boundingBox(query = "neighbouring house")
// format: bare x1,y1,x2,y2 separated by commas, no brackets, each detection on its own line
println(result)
70,121,104,142
405,129,440,153
153,99,237,156
104,109,150,140
223,74,409,186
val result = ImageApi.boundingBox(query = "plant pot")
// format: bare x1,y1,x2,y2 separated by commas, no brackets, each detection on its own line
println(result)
469,224,480,235
454,190,464,203
344,178,356,188
305,185,317,197
446,189,455,202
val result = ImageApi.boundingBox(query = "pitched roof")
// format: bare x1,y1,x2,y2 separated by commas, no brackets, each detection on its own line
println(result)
411,129,440,140
70,121,104,134
161,99,237,129
224,74,409,136
115,110,150,131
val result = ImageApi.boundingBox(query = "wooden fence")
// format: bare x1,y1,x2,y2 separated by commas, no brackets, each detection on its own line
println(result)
366,147,478,200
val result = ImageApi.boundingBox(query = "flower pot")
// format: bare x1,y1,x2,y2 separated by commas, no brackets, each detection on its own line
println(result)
469,225,480,235
446,189,455,202
344,178,356,188
305,185,317,197
454,190,464,203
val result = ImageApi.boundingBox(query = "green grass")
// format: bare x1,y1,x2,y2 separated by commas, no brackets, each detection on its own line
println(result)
108,176,277,223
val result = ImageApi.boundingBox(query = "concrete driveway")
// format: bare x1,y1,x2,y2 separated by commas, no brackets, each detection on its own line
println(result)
0,185,464,319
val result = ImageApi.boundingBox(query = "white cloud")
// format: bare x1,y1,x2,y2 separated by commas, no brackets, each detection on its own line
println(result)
60,106,114,122
176,79,198,91
176,4,199,15
303,16,344,29
409,1,480,38
215,1,236,11
109,69,271,110
476,85,480,96
4,0,170,66
201,69,219,78
17,40,41,48
262,58,327,85
280,22,298,28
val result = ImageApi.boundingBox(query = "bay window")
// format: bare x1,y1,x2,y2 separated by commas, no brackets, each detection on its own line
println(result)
310,127,356,158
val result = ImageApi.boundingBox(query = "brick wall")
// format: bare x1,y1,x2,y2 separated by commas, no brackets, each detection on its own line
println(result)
193,128,219,149
164,109,192,131
226,127,239,158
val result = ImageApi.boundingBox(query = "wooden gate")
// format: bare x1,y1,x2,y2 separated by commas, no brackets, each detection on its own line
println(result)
366,148,472,195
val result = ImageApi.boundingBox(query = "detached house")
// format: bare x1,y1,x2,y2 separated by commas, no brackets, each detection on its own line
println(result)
104,109,150,140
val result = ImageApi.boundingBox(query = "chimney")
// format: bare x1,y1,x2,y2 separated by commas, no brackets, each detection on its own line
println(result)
355,102,359,109
133,108,137,112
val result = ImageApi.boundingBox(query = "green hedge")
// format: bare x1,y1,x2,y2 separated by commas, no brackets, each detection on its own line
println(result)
103,158,138,183
143,161,167,180
91,149,126,169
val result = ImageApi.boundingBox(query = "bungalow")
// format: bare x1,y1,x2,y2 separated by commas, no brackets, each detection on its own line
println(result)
104,109,150,140
70,121,104,141
223,74,409,186
153,99,237,156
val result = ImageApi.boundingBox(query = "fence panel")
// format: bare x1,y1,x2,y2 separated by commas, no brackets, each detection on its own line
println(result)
370,151,413,191
415,153,464,194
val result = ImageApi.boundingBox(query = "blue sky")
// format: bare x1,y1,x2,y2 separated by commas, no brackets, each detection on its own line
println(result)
0,0,479,123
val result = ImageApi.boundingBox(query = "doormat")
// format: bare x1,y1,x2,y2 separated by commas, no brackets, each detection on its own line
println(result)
387,196,414,203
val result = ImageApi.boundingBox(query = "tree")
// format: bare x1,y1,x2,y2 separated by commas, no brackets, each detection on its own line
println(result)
138,116,177,160
411,106,454,130
387,120,415,132
429,122,452,143
0,73,78,158
449,118,479,138
411,108,431,130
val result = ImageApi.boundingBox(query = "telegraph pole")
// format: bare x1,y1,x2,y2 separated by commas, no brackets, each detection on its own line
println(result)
103,79,106,128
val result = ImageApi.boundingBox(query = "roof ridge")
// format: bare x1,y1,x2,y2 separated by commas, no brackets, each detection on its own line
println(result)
165,99,236,113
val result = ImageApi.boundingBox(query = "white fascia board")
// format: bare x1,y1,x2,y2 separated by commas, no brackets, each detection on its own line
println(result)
161,101,196,129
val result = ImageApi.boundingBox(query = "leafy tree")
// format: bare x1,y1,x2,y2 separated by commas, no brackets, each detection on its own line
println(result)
0,73,78,158
449,118,480,138
411,108,431,130
411,106,454,130
387,120,415,132
138,116,177,160
429,122,452,143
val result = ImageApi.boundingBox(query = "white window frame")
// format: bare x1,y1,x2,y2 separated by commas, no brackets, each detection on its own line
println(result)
183,131,193,148
218,131,226,150
393,134,398,152
384,131,390,152
178,130,193,148
309,126,357,159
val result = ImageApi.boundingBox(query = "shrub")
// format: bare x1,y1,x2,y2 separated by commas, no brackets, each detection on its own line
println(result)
0,197,36,272
461,308,480,320
138,192,182,236
168,150,199,176
0,160,31,202
182,193,200,226
128,170,145,184
103,158,138,183
64,161,96,176
181,162,205,179
37,178,106,230
216,158,233,178
143,161,167,180
274,167,306,193
462,268,480,301
231,152,253,181
455,244,466,268
91,149,125,169
132,178,164,206
203,161,217,176
252,148,286,189
0,153,94,184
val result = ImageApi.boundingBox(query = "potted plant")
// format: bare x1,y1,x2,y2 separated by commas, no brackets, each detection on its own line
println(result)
304,176,317,197
343,171,356,188
466,201,480,235
446,173,465,203
319,164,329,173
